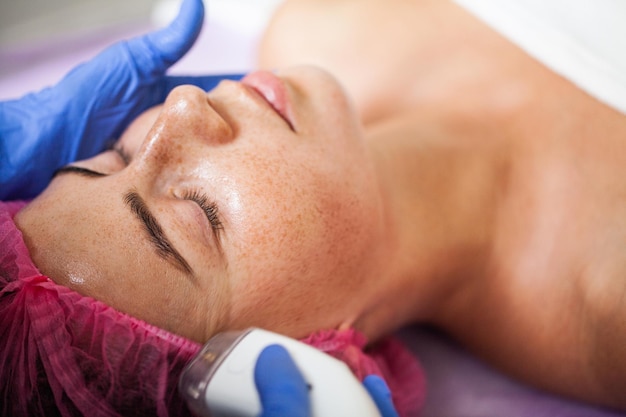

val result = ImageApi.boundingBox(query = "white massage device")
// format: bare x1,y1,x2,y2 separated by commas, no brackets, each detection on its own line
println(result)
179,328,382,417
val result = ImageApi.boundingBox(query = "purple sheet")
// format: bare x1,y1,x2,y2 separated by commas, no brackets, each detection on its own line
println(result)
399,326,625,417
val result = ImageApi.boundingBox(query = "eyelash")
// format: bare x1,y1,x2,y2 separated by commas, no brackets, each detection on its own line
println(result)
114,144,131,165
104,141,131,165
183,189,224,233
107,142,224,236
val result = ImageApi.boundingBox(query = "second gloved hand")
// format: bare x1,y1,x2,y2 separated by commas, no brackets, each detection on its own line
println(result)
254,344,400,417
0,0,241,200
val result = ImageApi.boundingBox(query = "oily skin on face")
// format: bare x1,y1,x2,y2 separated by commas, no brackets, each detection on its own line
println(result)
16,66,387,343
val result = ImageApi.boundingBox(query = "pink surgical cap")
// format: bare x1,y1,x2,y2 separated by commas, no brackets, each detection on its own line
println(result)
1,201,201,416
302,329,426,417
0,201,425,416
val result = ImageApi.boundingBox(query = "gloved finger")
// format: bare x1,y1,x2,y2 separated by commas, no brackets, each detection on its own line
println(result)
161,74,244,97
127,0,205,75
254,344,310,417
363,375,400,417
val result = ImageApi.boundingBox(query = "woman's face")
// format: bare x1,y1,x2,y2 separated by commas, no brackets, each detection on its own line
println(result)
16,66,386,342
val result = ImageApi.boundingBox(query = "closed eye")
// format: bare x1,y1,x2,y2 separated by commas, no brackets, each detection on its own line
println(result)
113,144,132,165
183,189,224,239
53,166,106,178
53,143,131,179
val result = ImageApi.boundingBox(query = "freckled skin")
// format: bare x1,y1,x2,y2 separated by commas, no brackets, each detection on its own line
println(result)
15,67,388,343
15,1,626,410
255,0,626,411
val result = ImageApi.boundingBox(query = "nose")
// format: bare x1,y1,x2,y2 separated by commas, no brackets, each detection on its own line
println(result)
134,85,234,170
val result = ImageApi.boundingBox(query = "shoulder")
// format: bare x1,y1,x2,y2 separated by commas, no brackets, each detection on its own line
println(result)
452,0,626,115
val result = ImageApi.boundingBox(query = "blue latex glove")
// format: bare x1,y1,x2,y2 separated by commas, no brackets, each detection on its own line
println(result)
363,374,401,417
0,0,242,200
254,344,400,417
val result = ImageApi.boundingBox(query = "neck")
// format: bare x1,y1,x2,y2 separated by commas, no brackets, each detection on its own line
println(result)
353,104,511,341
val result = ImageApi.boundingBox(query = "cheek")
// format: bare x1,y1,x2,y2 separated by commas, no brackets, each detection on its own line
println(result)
316,186,381,288
225,174,379,335
215,130,381,331
223,188,328,330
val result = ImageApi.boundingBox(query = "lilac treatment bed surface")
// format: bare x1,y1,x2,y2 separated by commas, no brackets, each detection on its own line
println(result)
400,327,625,417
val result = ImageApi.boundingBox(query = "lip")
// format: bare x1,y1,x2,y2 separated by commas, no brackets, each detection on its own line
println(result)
241,70,294,130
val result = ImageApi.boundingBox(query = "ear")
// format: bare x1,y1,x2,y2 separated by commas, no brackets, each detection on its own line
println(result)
338,317,357,331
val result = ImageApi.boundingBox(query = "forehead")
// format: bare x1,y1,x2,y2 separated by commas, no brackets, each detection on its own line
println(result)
19,178,231,337
226,163,377,280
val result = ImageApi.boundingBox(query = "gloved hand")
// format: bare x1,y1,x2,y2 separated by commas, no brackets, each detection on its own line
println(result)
363,374,401,417
0,0,242,200
254,344,400,417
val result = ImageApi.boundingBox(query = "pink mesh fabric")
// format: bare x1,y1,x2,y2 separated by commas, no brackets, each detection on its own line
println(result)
1,200,425,416
302,329,426,417
0,201,202,416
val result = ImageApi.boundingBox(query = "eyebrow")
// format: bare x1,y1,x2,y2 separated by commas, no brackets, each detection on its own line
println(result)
123,191,194,276
54,165,196,277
